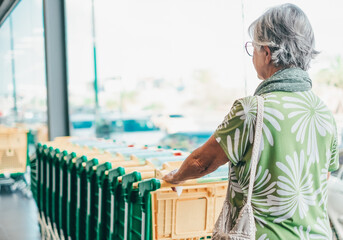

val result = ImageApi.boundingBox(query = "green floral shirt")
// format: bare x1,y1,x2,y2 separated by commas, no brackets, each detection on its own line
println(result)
214,91,339,240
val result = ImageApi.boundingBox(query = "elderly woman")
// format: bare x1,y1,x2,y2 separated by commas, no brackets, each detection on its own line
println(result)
163,3,339,239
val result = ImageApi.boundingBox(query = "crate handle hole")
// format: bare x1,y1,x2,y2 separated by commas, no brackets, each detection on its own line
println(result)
6,149,15,156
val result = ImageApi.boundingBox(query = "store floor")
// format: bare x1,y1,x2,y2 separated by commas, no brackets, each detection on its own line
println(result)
0,189,40,240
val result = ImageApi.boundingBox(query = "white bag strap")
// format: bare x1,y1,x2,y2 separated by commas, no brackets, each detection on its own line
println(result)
246,96,264,204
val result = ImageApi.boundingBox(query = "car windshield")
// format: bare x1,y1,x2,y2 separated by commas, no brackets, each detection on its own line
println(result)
72,121,93,129
111,119,159,132
159,131,212,151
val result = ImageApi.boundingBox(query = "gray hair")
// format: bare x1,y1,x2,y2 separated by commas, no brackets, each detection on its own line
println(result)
248,3,319,71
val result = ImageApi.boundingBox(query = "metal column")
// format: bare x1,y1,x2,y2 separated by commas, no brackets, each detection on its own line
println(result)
43,0,70,140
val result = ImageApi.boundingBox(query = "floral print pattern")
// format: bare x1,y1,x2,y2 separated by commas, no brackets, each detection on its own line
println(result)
283,91,334,164
267,151,316,223
214,91,339,239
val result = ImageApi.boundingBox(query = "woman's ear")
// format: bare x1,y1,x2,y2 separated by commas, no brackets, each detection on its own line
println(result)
263,46,272,64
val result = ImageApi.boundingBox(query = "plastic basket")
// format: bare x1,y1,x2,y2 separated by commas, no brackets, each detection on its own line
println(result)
45,147,55,228
30,144,40,204
0,128,28,176
129,150,174,163
58,152,76,238
96,170,111,240
105,167,125,239
134,178,161,240
151,181,227,239
74,155,88,240
87,162,112,240
36,143,44,217
77,158,98,240
114,171,142,240
85,158,99,240
48,148,61,235
66,152,79,240
53,149,68,234
39,145,49,221
146,155,187,170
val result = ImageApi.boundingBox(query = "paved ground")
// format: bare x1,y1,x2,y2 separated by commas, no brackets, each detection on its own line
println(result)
0,187,40,240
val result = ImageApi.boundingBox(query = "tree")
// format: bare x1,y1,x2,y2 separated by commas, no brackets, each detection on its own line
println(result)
315,56,343,89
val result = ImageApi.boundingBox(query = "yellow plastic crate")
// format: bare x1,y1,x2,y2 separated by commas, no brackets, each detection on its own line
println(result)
0,127,28,175
151,181,227,240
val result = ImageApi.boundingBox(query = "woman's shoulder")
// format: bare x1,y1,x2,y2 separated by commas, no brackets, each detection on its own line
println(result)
234,91,336,126
233,95,258,108
258,91,337,133
233,91,335,119
259,90,324,102
261,91,334,115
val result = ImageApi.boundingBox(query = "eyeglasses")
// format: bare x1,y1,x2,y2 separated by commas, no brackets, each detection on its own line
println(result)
245,41,254,57
245,41,280,56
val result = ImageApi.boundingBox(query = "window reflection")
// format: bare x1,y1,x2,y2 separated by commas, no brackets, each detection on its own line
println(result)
65,0,96,138
0,0,47,143
65,0,247,145
0,20,14,125
63,0,343,149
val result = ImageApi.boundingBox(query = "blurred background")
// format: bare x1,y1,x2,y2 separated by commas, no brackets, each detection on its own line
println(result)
1,1,343,239
0,0,342,151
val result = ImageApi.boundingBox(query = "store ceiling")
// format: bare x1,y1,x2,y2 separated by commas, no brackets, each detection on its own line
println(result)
0,0,20,27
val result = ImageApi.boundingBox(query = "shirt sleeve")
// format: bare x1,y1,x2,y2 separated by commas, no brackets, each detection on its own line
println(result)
328,123,339,172
214,97,256,166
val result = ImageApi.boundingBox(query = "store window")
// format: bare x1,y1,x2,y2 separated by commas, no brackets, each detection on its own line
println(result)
65,0,246,146
0,20,14,124
0,0,48,143
65,0,343,149
65,0,97,137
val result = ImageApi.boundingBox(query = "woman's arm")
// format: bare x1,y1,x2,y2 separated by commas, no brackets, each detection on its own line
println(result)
162,135,229,184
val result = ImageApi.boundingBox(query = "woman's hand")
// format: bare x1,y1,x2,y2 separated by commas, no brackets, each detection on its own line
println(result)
162,169,185,185
162,135,229,185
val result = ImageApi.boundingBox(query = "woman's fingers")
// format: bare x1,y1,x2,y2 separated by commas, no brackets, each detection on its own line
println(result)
162,169,179,184
163,173,177,192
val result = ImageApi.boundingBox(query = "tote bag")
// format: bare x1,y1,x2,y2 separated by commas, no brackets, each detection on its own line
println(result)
212,96,264,240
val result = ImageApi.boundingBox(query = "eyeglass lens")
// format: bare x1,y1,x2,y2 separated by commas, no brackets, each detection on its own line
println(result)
245,42,254,57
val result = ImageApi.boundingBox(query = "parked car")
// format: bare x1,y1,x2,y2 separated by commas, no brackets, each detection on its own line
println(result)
152,113,197,133
70,113,96,137
158,131,212,152
96,114,166,146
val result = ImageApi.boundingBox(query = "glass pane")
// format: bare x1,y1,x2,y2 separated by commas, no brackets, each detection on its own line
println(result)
65,0,247,146
0,20,14,124
65,0,97,137
0,0,48,143
64,0,343,149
